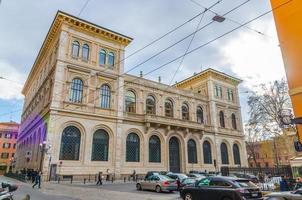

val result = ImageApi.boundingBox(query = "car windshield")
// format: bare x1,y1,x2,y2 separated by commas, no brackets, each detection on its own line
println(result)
176,174,188,179
158,175,173,181
184,179,196,184
234,180,257,188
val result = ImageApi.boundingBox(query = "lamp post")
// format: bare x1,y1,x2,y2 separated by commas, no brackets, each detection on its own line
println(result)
39,141,51,173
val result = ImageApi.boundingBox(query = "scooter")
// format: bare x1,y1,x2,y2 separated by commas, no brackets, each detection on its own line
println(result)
0,183,18,200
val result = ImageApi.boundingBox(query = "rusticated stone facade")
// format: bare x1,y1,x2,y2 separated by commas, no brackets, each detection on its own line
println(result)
15,11,247,180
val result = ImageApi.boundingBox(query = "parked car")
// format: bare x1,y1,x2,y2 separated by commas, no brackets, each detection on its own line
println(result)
136,175,177,193
180,176,263,200
180,178,197,189
264,188,302,200
234,173,259,183
167,173,188,181
144,171,160,180
187,173,206,180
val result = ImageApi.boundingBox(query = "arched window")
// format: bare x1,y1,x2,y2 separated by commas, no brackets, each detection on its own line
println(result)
99,49,106,65
203,141,212,164
221,143,229,165
71,41,80,58
219,111,225,128
59,126,81,160
82,44,89,61
197,106,204,124
231,113,237,130
149,135,161,163
126,133,140,162
108,52,115,67
188,139,197,164
70,78,83,103
100,84,111,109
165,99,173,117
146,95,156,114
125,90,136,113
91,129,109,161
233,144,241,165
182,103,189,120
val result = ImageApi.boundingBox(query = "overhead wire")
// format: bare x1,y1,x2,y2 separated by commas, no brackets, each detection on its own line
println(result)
47,0,291,125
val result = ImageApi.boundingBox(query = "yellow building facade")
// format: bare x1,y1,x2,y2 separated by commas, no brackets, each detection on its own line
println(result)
15,11,247,180
270,0,302,140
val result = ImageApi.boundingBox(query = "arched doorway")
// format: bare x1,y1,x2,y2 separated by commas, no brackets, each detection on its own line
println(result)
169,137,180,173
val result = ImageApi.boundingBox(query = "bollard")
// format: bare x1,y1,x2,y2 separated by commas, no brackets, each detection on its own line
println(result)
58,177,60,184
84,178,86,184
112,176,114,183
89,175,91,182
71,176,73,184
124,177,126,183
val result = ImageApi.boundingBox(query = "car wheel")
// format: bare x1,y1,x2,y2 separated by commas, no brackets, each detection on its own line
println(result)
136,183,142,191
155,185,161,193
184,193,193,200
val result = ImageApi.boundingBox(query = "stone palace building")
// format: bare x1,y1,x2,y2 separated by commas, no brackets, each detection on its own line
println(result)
15,11,248,180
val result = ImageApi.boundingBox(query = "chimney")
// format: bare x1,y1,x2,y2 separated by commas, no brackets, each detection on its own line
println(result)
158,76,161,83
140,71,143,78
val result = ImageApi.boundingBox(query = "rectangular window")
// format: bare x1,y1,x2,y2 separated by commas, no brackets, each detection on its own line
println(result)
227,89,234,101
1,153,9,159
13,143,16,149
215,85,223,98
5,133,11,139
2,143,10,149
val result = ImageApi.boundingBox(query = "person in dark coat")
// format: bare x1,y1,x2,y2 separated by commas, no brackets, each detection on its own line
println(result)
96,172,103,185
32,171,41,189
280,176,289,192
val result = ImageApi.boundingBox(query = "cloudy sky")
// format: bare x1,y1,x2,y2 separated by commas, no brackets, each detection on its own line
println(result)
0,0,287,123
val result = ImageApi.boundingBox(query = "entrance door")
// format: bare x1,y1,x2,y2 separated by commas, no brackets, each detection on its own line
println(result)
49,164,57,181
169,137,180,173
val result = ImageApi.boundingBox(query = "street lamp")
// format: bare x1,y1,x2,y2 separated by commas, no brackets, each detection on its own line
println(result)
39,141,51,173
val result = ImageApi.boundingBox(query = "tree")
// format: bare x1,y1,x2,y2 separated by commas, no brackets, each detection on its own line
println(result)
245,124,261,168
247,79,292,138
247,79,292,167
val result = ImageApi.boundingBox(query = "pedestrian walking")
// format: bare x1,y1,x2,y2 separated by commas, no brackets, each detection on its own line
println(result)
96,172,103,185
32,171,41,189
280,175,289,192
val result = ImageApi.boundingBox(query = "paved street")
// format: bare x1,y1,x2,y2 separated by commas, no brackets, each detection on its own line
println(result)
0,176,180,200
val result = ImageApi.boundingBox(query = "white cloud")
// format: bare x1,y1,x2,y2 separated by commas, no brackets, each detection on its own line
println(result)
220,19,286,90
0,60,25,100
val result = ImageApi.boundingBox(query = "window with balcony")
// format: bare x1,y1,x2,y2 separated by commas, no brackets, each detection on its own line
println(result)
71,41,80,58
182,103,189,120
70,78,83,103
125,90,136,113
146,95,156,115
165,99,173,117
196,106,204,124
100,84,111,109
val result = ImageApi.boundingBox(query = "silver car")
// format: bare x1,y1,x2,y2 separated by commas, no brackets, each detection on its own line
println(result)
136,175,177,193
265,188,302,200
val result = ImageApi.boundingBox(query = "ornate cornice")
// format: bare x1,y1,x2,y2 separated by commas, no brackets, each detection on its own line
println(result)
175,68,242,88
